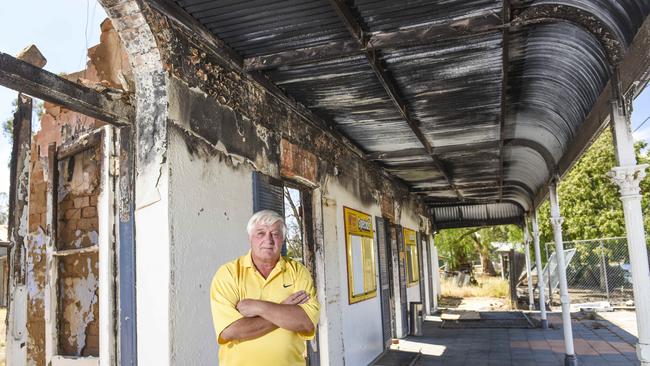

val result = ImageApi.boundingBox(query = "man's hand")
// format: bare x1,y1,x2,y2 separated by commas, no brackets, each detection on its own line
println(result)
236,299,261,317
282,290,310,305
237,291,310,317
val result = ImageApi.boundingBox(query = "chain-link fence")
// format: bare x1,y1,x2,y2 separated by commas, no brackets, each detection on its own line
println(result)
544,237,650,306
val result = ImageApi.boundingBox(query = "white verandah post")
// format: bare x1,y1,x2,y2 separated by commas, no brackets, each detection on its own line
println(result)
608,90,650,366
523,220,535,311
531,211,548,328
549,181,578,366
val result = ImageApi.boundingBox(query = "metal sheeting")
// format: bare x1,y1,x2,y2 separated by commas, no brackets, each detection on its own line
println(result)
355,0,502,32
507,23,610,152
175,0,352,57
431,202,524,229
268,55,423,152
381,33,503,149
171,0,650,229
515,0,650,46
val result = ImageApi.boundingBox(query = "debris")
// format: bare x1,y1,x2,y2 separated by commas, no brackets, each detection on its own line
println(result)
16,44,47,68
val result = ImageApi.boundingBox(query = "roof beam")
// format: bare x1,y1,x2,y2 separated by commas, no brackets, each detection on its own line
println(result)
413,182,499,193
327,0,462,200
426,199,524,210
0,52,133,126
364,140,500,161
244,12,503,71
498,0,511,202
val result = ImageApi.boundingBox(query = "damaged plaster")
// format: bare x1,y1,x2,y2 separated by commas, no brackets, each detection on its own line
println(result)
61,257,99,356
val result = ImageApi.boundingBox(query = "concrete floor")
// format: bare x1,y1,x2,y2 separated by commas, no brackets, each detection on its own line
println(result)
373,311,640,366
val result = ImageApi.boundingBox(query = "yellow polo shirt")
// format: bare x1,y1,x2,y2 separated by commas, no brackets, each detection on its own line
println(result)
210,251,320,366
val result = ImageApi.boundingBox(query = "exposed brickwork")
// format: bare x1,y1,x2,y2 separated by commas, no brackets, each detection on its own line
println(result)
25,158,47,366
23,18,129,365
280,138,318,186
56,145,101,356
57,148,100,251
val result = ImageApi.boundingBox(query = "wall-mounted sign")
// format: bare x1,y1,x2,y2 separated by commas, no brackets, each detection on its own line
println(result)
403,227,419,285
344,207,377,304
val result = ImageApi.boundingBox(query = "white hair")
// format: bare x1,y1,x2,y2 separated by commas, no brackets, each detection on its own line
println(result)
247,210,286,238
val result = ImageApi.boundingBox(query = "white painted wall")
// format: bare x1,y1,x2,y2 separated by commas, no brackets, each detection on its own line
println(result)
421,234,431,315
317,195,346,366
321,180,384,366
135,155,171,366
167,128,253,365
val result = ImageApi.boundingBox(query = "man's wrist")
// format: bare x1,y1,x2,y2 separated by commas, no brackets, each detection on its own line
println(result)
253,299,271,317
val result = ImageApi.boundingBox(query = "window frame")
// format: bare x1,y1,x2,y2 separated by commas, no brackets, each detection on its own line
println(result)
45,126,116,366
403,227,419,286
343,207,377,304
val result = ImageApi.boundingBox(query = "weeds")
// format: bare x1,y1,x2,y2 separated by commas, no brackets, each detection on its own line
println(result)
441,275,509,298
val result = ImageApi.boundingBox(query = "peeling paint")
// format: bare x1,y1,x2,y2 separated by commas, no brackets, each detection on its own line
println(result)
25,227,47,304
62,257,99,356
72,231,99,249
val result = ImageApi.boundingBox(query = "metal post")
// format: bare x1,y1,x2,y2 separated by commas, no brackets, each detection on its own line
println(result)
431,237,440,312
549,181,578,366
500,255,505,279
599,241,610,302
532,211,548,328
608,86,650,365
544,242,553,305
524,220,535,311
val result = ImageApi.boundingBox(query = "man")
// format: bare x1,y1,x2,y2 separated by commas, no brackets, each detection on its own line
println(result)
210,210,320,366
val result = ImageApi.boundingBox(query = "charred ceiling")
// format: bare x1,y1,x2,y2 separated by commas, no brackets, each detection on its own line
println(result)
170,0,650,229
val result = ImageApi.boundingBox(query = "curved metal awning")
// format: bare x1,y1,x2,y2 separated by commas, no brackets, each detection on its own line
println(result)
169,0,650,229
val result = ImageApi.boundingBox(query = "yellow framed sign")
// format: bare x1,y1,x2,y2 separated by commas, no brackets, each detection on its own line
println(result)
344,207,377,304
403,227,419,286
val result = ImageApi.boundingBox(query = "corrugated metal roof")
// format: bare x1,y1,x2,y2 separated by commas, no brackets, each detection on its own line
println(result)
432,202,524,229
172,0,650,229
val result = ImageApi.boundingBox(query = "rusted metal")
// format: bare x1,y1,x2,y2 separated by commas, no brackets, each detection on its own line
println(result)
536,12,650,208
0,52,133,126
327,0,461,200
164,0,649,228
512,3,626,66
244,12,503,71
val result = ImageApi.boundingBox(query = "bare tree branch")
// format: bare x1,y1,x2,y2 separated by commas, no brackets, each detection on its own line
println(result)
284,187,303,244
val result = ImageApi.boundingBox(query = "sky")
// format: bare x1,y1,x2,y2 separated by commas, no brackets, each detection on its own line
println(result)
0,3,649,200
0,1,107,195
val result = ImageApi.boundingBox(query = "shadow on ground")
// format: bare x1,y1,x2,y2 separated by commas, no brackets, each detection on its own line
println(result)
371,310,640,366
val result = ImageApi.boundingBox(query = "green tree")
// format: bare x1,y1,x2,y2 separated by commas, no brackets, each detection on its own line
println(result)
2,98,44,144
436,225,521,273
536,129,650,244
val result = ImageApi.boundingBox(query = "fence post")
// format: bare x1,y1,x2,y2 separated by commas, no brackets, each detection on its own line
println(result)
524,221,535,311
599,240,610,302
546,242,553,305
532,211,548,328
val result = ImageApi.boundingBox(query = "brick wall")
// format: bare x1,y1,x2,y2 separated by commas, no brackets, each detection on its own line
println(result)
23,18,129,365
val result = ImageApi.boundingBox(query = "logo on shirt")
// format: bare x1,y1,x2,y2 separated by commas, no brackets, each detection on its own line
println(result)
283,283,292,288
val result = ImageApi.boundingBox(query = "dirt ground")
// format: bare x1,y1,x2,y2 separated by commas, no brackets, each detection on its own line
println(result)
439,296,510,311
